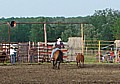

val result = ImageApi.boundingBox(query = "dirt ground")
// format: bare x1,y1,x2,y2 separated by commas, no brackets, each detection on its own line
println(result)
0,63,120,84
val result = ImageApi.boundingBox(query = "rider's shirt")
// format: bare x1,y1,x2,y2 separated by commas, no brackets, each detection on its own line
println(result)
55,41,64,49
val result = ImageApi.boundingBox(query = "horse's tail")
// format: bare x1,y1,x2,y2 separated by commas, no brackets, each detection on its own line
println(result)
60,50,63,62
58,50,63,62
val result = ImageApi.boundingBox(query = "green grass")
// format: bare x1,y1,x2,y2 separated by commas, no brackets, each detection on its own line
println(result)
84,54,96,63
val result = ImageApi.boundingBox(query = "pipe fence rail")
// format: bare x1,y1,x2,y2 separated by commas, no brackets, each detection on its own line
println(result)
0,40,120,64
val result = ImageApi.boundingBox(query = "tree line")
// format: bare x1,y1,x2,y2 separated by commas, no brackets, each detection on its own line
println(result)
0,8,120,42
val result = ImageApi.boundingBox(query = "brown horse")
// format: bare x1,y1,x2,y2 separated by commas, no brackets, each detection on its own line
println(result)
0,51,8,64
52,50,63,69
76,53,84,68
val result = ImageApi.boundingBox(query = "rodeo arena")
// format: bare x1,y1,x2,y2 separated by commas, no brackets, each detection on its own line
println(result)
0,22,120,84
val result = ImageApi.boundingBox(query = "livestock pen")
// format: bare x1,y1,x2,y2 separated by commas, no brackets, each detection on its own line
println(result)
0,42,120,84
0,40,120,64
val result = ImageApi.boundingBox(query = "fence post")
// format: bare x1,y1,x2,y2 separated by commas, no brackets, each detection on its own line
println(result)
98,40,101,63
37,42,40,63
81,23,84,54
44,23,47,47
28,41,31,63
115,42,117,62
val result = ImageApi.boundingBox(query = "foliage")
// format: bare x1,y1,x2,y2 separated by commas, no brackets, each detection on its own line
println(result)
88,8,120,41
0,8,120,42
112,18,120,39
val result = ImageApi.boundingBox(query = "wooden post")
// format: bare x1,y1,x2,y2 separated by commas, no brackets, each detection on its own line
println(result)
37,42,40,63
98,40,101,63
7,22,11,57
81,23,84,54
28,41,31,62
44,23,47,46
115,42,117,62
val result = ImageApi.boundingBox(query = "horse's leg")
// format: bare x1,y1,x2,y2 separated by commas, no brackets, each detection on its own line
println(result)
76,62,78,66
53,60,57,68
76,61,80,68
82,58,84,68
55,61,57,68
81,61,84,68
52,60,55,69
79,62,81,68
3,57,5,65
53,60,57,69
57,61,60,69
57,51,61,69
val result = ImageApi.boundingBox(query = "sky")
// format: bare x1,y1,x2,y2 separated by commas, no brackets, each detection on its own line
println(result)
0,0,120,18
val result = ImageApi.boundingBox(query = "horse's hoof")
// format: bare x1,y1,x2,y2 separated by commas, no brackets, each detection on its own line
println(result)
52,67,55,69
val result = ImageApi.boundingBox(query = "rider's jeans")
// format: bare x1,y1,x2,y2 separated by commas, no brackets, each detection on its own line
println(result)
10,54,16,64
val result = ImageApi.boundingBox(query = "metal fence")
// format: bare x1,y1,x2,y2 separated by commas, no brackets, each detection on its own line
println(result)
0,40,120,64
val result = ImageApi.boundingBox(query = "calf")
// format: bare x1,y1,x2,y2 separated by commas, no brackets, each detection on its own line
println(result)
76,53,84,68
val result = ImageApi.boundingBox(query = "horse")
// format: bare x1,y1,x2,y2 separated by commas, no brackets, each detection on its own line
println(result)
0,51,8,64
76,53,84,68
52,50,63,69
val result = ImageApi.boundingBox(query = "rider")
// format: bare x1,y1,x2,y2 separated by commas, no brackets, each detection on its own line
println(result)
50,38,64,60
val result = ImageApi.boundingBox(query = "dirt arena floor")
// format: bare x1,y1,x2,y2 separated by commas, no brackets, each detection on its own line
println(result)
0,63,120,84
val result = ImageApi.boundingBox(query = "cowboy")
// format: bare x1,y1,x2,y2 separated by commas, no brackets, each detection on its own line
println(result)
50,38,64,60
10,46,16,64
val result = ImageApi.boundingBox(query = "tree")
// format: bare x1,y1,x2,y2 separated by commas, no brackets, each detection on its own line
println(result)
0,25,8,42
112,18,120,39
29,24,44,42
88,8,120,41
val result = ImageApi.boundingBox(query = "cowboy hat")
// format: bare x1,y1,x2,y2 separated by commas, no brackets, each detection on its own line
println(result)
57,38,61,41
